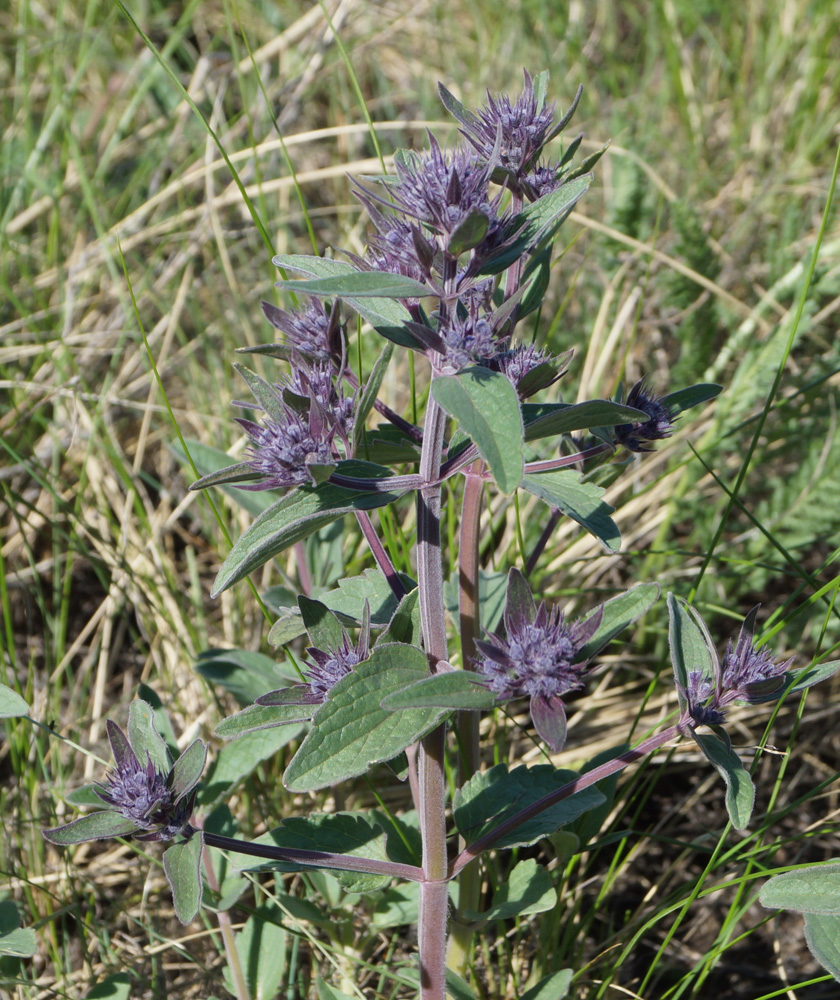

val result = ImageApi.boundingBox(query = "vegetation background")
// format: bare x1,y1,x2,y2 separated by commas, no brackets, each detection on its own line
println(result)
2,0,839,997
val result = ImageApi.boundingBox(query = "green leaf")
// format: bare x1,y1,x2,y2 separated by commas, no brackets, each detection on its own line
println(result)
276,271,430,300
479,176,592,275
667,594,716,709
299,597,345,651
463,859,555,923
454,764,606,851
128,699,172,772
692,730,755,830
271,257,423,349
445,967,479,1000
43,811,139,845
0,684,28,718
661,383,722,415
212,480,405,596
169,739,207,802
320,568,416,627
267,608,307,646
521,470,620,551
84,973,133,999
380,671,497,711
519,968,574,1000
804,913,840,982
432,367,524,494
372,882,420,928
576,584,660,662
201,723,305,803
787,658,840,694
355,342,394,443
172,439,274,517
233,363,285,422
216,702,316,739
522,399,647,442
195,648,298,706
759,863,840,914
227,812,391,892
163,834,204,924
283,644,447,792
444,568,508,633
377,588,422,647
0,901,36,958
224,905,288,1000
447,208,490,255
316,979,357,1000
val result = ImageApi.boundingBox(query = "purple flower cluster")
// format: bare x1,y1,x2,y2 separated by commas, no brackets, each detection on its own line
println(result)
345,74,594,390
257,612,371,708
475,570,603,751
614,380,675,452
684,609,794,727
43,717,206,846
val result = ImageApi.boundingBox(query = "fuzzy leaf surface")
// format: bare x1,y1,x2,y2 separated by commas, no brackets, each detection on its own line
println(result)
576,584,660,661
42,811,140,845
478,176,592,275
283,644,446,792
692,730,755,830
227,812,391,892
432,367,524,494
804,913,840,982
0,901,36,957
454,764,605,851
519,969,574,1000
272,254,421,349
0,684,29,718
216,702,315,739
463,859,555,923
444,568,508,633
522,400,647,441
759,864,840,915
128,700,171,772
195,648,298,706
276,271,430,300
163,834,204,924
319,568,416,626
380,671,497,710
212,481,404,596
201,723,304,803
223,905,287,1000
662,383,722,414
521,470,620,551
667,594,715,709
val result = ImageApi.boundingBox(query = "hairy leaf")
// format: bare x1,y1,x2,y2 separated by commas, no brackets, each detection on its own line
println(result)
432,367,524,494
212,480,405,596
576,584,660,662
283,644,447,792
163,834,204,924
462,859,555,923
521,470,620,551
454,764,605,851
692,730,755,830
759,863,840,915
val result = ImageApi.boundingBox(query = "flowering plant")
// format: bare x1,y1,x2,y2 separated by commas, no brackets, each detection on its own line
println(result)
39,72,840,999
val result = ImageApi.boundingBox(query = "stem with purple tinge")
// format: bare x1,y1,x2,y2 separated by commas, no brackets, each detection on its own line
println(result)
447,462,485,972
196,827,250,1000
416,388,450,1000
451,723,688,876
354,510,408,601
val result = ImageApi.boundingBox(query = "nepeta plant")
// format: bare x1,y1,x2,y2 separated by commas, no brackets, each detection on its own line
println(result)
41,72,840,998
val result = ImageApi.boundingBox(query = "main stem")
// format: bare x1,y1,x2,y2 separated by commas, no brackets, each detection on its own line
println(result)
447,464,484,973
416,391,450,1000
